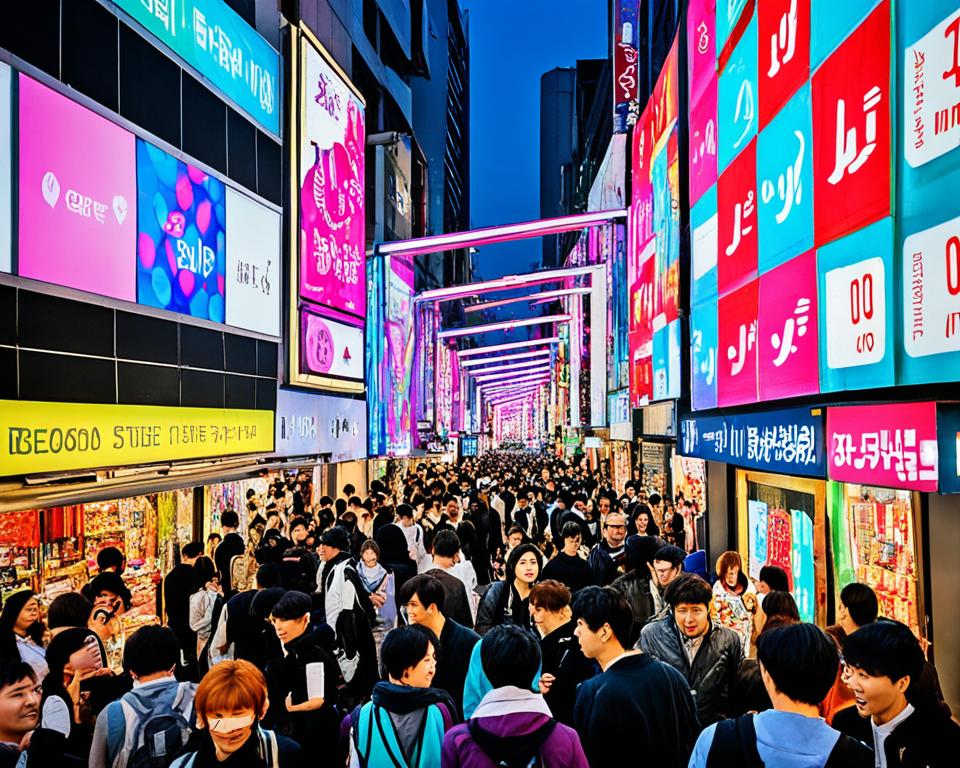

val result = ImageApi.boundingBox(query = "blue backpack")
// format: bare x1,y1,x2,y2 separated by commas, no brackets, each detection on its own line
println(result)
352,702,445,768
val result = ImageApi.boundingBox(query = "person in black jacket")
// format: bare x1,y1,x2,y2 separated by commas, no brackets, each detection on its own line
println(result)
586,512,628,587
475,544,542,635
530,580,598,726
639,574,743,726
264,591,342,762
218,564,283,668
541,522,594,594
610,535,664,645
833,619,960,767
214,509,246,598
163,541,203,672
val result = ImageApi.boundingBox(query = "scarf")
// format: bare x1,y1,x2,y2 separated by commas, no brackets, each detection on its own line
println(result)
359,563,388,593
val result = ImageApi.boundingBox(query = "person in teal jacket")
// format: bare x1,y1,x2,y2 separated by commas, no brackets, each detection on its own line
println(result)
347,625,456,768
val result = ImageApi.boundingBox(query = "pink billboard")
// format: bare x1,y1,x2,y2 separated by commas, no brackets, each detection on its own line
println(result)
827,402,939,491
299,41,366,319
18,74,136,301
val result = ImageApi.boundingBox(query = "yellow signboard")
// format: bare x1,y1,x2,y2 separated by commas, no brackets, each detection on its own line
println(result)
0,401,274,477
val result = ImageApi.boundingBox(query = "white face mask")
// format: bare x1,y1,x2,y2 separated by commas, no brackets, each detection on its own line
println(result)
208,714,256,733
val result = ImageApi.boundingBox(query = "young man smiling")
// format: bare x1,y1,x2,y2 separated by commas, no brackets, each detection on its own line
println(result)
0,661,40,767
834,620,960,767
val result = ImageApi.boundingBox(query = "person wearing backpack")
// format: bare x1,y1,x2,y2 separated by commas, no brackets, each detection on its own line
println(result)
688,622,873,768
441,625,588,768
88,626,197,768
169,660,299,768
346,625,455,768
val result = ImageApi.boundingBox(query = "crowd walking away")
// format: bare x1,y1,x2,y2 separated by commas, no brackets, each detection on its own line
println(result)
0,452,956,767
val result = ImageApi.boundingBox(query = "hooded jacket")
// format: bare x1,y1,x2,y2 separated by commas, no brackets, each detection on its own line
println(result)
639,616,743,725
441,686,589,768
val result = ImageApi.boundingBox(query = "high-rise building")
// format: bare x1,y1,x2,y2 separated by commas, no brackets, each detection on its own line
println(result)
539,67,576,269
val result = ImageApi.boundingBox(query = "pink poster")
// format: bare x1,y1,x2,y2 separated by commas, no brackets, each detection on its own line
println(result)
718,279,759,406
758,251,819,399
717,138,758,297
827,402,939,491
18,75,136,301
299,43,366,319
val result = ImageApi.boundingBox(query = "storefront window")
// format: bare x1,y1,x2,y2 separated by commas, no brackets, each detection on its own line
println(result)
737,470,827,625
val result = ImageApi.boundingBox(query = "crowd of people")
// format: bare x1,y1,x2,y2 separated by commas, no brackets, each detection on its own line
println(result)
0,451,956,767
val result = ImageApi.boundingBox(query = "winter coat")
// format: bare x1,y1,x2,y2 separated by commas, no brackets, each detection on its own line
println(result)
833,704,960,768
474,582,533,636
609,570,656,645
441,686,588,768
639,616,743,726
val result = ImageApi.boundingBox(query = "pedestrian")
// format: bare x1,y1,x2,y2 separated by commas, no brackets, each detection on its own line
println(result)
541,522,594,594
572,586,699,767
529,580,598,727
171,659,300,768
689,622,872,767
475,543,542,635
264,591,342,761
441,625,589,768
609,535,664,642
833,619,960,767
836,582,879,635
424,531,477,629
629,505,660,538
586,512,627,587
639,573,742,725
756,564,790,596
357,540,397,659
711,551,758,655
0,660,41,768
346,625,455,768
208,563,282,669
188,556,223,673
89,625,196,768
164,542,203,677
214,510,245,598
399,575,479,715
0,591,47,681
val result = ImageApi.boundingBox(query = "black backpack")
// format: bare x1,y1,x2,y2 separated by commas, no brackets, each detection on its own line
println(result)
706,714,872,768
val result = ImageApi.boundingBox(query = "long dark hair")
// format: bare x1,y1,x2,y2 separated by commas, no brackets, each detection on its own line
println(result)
0,590,44,656
192,556,218,592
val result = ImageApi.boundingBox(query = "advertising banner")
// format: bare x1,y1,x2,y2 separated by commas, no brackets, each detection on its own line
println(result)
717,279,759,406
299,309,363,382
275,388,366,462
688,0,718,206
718,13,758,173
136,139,226,322
613,0,640,133
0,400,273,476
717,137,758,295
224,187,281,336
113,0,280,135
384,254,416,456
827,402,939,492
757,0,810,130
18,75,136,301
680,406,826,477
0,63,9,274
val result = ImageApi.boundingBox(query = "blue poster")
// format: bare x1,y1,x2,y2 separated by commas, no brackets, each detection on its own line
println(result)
113,0,280,134
691,187,719,308
679,406,826,477
653,320,681,401
718,14,758,172
757,83,814,274
136,140,226,322
691,302,719,411
817,218,895,393
810,0,882,69
938,404,960,494
716,0,751,58
747,499,769,580
790,508,815,623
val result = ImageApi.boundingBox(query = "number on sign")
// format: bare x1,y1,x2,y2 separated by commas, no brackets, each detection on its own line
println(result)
947,235,960,296
849,274,875,325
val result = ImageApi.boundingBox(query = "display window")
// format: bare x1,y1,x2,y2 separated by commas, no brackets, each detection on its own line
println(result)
737,470,827,625
611,441,633,495
830,482,924,639
673,455,707,553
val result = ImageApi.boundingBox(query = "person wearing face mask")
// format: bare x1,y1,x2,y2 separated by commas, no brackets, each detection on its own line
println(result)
475,544,542,636
171,659,300,768
0,591,47,682
345,625,455,768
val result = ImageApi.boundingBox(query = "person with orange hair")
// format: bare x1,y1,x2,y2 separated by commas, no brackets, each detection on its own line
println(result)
170,660,300,768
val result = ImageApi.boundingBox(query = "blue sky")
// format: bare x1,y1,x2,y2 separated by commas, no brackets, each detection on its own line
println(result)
461,0,607,281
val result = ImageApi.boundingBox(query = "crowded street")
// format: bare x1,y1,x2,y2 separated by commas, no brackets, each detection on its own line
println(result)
0,0,959,766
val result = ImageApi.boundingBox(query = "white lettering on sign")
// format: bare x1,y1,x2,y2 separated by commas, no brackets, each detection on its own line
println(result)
902,214,960,357
825,257,886,368
831,429,938,484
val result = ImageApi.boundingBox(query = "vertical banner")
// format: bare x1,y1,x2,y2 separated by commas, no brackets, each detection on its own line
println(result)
0,62,10,274
613,0,640,133
688,0,718,207
718,14,758,173
717,279,759,406
384,254,416,455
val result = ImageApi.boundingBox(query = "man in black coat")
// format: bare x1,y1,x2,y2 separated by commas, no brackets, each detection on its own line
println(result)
162,541,202,669
541,522,594,594
214,509,246,597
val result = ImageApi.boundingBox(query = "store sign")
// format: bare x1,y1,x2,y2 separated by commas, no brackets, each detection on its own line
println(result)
460,435,479,457
299,310,363,382
687,0,717,208
0,63,10,274
904,7,960,167
274,388,366,463
18,75,137,301
0,400,273,476
937,404,960,494
225,187,280,336
584,436,602,449
902,215,960,360
136,140,226,322
613,0,640,133
827,402,939,492
113,0,280,135
680,407,825,477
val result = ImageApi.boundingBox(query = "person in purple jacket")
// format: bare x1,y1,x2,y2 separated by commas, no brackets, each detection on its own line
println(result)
441,625,588,768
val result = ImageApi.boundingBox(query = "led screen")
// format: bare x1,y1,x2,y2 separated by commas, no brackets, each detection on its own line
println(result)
225,187,281,336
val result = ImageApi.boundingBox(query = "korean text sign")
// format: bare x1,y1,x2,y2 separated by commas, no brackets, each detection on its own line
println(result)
827,402,939,492
679,406,825,478
0,400,273,477
613,0,640,133
113,0,280,135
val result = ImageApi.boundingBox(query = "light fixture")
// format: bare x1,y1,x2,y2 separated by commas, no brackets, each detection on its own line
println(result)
466,359,552,376
459,350,552,367
438,315,571,340
475,366,551,383
463,287,593,313
458,337,560,357
417,266,597,303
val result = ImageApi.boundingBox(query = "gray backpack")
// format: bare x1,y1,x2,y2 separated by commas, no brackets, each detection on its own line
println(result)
105,681,195,768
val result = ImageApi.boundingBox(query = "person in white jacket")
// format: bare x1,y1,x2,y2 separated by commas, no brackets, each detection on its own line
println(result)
188,556,223,660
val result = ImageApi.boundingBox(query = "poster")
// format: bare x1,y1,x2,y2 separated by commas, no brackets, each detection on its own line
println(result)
717,14,758,172
673,455,707,514
817,218,895,392
18,75,136,301
613,0,640,133
691,188,719,308
758,250,819,400
747,499,769,579
790,507,816,623
758,0,810,129
0,63,9,274
811,0,892,247
717,137,758,295
687,0,718,207
385,254,416,456
640,441,667,499
299,310,363,382
810,0,884,69
717,279,759,406
225,188,281,336
136,140,226,322
691,301,719,411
